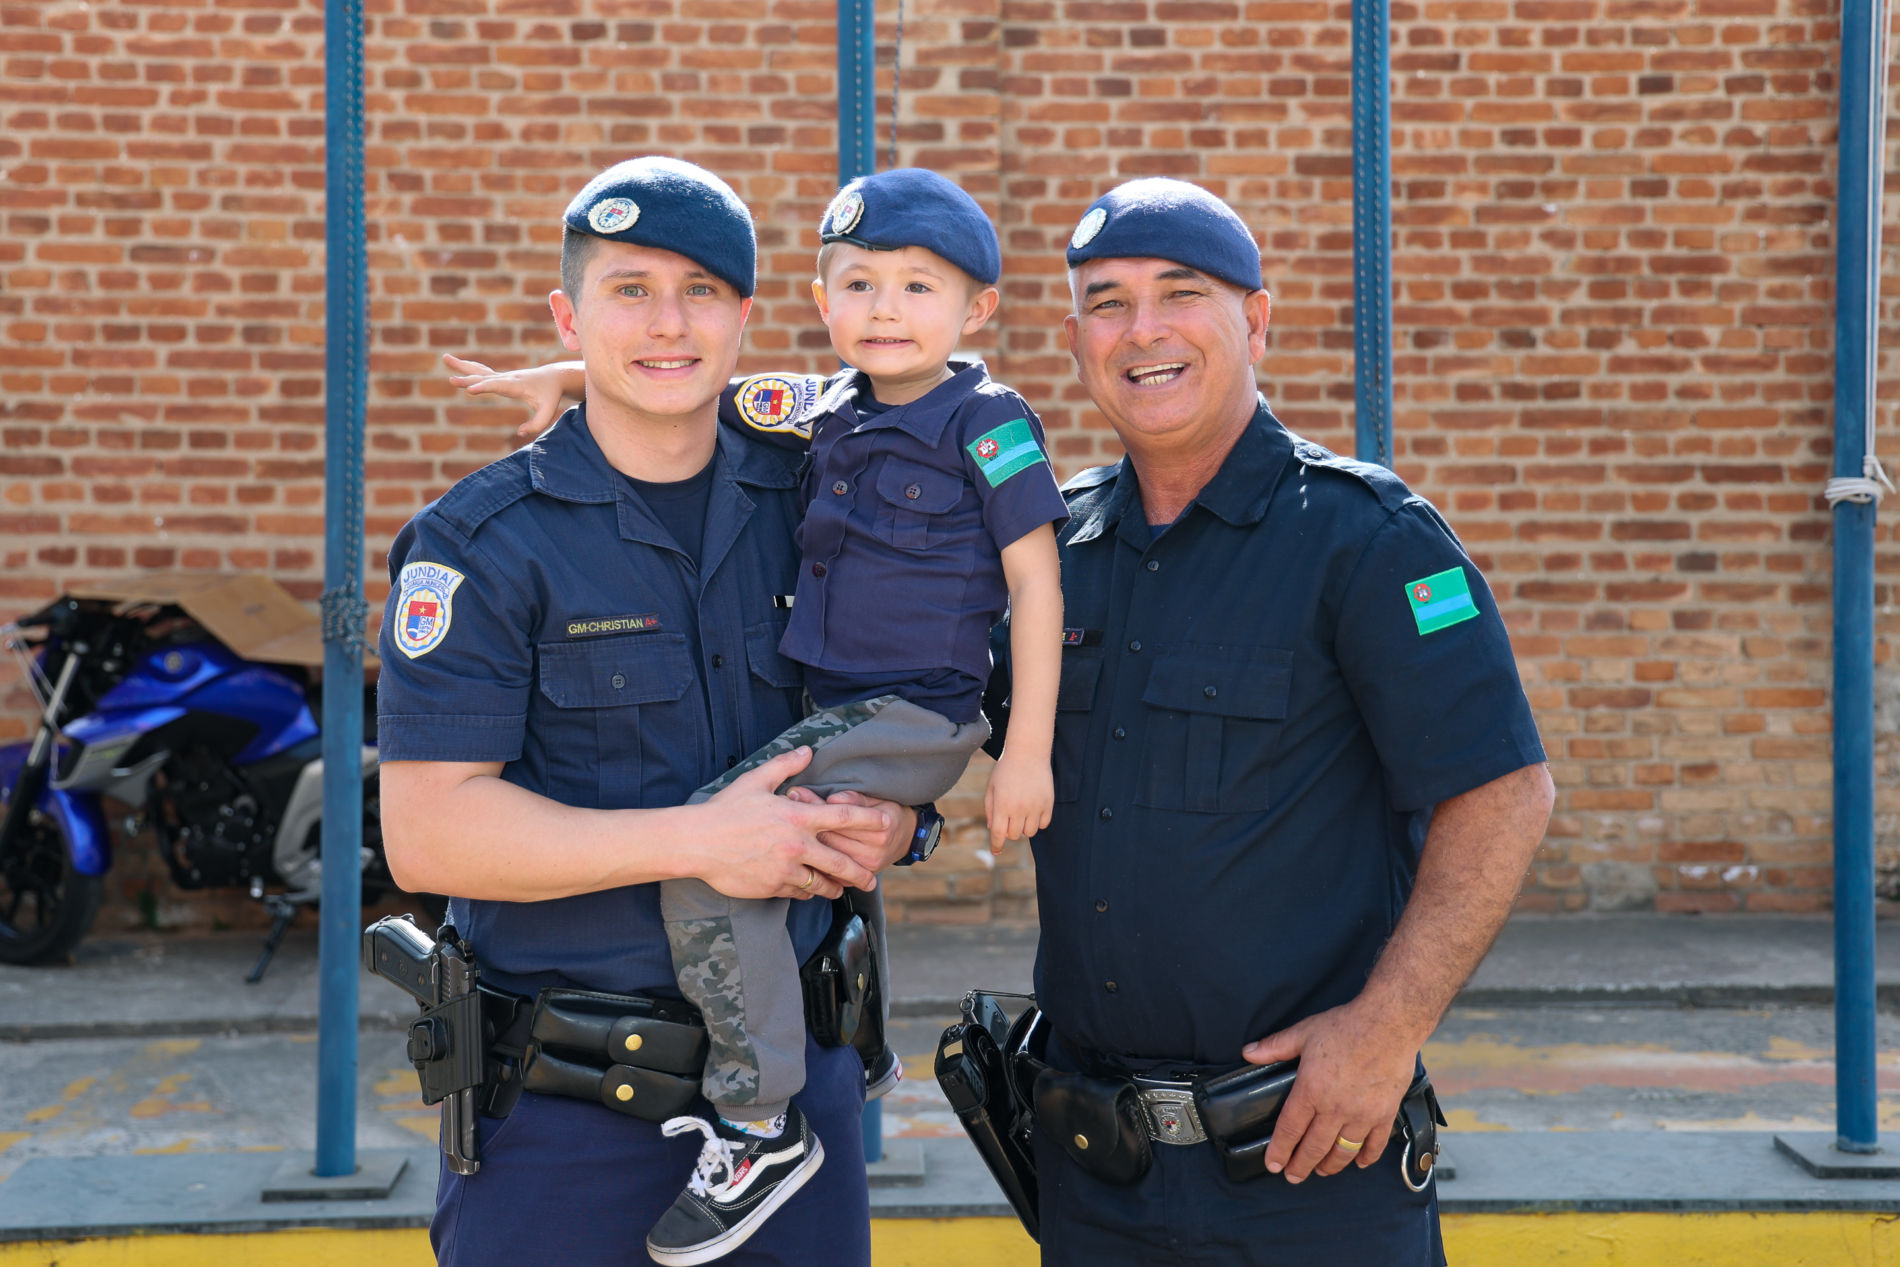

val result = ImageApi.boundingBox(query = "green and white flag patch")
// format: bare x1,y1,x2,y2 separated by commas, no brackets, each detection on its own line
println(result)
1406,566,1478,635
967,418,1047,488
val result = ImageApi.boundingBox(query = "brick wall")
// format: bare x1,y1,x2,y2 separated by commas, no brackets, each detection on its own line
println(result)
3,0,1897,933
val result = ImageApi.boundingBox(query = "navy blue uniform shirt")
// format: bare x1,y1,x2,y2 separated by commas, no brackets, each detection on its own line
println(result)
376,405,828,997
986,401,1545,1067
729,359,1069,724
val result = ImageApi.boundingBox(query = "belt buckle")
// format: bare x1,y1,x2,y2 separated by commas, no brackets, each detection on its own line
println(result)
1133,1080,1206,1146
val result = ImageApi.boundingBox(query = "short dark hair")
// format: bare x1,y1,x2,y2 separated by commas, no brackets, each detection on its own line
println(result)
560,229,603,304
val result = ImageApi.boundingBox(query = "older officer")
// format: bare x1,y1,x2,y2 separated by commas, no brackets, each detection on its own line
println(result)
982,179,1555,1263
377,157,906,1266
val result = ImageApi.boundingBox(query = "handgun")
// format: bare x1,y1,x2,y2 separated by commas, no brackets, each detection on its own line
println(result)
363,914,484,1175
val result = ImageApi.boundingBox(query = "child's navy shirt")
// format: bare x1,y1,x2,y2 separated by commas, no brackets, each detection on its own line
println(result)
724,359,1068,724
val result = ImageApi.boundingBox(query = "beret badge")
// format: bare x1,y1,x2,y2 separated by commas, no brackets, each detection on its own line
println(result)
587,197,641,235
1070,207,1107,250
827,189,866,236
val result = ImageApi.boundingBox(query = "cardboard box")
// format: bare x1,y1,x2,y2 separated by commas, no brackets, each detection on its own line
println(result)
67,573,378,670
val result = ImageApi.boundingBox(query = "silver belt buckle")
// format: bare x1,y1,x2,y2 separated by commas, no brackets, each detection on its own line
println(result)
1134,1081,1206,1146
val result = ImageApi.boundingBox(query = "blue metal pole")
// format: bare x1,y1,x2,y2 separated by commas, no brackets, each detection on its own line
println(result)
316,0,368,1179
837,0,876,186
1350,0,1394,467
836,0,882,1165
1830,0,1884,1157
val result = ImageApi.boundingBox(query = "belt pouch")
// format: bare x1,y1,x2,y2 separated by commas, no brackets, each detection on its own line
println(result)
1192,1059,1300,1183
800,896,871,1049
529,989,709,1076
1032,1068,1152,1185
521,1048,701,1122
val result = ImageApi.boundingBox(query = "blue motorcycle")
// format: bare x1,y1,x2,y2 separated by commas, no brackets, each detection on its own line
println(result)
0,592,423,977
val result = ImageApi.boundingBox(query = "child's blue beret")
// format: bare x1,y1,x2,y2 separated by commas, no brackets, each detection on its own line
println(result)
563,156,757,298
1065,178,1263,293
820,168,1001,286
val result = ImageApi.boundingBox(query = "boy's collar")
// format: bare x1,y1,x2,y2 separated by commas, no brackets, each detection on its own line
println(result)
822,357,988,444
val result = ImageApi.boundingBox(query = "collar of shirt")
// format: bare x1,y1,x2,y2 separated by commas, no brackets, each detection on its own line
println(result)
1066,396,1297,547
812,357,990,447
527,401,800,505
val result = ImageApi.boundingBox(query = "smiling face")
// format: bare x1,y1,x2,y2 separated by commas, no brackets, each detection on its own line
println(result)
812,243,999,405
1062,256,1270,461
549,238,752,429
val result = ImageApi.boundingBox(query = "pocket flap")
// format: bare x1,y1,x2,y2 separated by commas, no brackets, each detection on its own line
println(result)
875,458,961,515
538,633,693,708
745,620,802,689
1141,650,1291,720
1057,655,1102,711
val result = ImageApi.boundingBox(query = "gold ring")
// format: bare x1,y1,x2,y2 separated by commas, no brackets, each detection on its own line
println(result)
1335,1135,1364,1153
797,867,815,890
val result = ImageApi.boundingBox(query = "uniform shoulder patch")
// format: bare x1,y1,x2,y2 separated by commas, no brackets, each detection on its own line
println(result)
393,561,467,659
1406,566,1478,635
734,374,818,438
967,417,1049,489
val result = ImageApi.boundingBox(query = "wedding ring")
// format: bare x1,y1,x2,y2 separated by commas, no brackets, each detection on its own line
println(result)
1335,1135,1364,1153
797,867,815,890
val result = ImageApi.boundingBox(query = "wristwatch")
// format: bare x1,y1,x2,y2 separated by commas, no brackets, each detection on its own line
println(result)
895,803,944,866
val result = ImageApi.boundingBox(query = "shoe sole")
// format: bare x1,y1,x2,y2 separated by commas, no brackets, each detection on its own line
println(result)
645,1136,827,1267
865,1067,900,1102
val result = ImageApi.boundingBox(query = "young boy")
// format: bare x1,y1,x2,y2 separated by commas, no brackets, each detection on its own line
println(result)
449,167,1066,1266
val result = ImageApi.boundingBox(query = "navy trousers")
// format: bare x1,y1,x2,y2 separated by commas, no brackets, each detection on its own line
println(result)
1034,1114,1446,1266
431,1035,869,1266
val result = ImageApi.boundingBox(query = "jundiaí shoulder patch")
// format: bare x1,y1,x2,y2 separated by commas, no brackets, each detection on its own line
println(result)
734,374,817,438
967,418,1048,488
394,561,466,659
1406,566,1478,635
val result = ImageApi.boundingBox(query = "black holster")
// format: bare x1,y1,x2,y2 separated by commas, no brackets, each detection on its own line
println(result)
1194,1060,1446,1190
1032,1068,1152,1185
511,988,710,1124
800,891,884,1061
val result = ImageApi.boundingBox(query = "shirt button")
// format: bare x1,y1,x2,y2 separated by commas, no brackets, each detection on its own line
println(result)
727,755,738,768
1112,727,1126,741
711,654,724,668
1128,640,1141,653
906,484,922,500
1204,685,1217,698
1146,560,1160,572
1095,899,1108,913
811,562,827,578
1104,981,1118,994
1099,806,1113,821
833,481,848,495
610,673,626,689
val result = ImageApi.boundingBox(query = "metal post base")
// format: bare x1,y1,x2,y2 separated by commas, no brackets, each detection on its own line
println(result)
1773,1133,1900,1178
260,1150,408,1201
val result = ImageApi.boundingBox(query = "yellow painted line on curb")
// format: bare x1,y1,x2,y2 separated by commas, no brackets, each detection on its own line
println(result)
0,1211,1893,1265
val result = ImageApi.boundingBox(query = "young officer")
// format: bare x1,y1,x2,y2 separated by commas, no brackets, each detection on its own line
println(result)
376,156,910,1267
441,169,1070,1264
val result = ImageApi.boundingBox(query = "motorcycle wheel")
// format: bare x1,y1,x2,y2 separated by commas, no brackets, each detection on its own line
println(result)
0,806,104,965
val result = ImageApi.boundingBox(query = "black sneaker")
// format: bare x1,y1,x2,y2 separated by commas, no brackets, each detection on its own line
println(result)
646,1104,825,1266
864,1048,902,1102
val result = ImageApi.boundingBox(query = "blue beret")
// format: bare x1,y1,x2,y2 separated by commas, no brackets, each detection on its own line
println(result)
819,168,1000,286
1065,178,1262,293
563,156,757,298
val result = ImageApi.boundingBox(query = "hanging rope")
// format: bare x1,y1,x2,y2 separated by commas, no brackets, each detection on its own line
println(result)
1825,0,1896,507
888,0,904,169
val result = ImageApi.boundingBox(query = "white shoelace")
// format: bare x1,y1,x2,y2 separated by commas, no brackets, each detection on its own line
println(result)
661,1116,739,1198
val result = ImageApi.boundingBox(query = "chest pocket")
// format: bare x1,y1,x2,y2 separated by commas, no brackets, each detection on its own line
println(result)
1135,647,1292,814
873,458,962,551
537,633,695,807
745,617,805,728
1051,653,1103,803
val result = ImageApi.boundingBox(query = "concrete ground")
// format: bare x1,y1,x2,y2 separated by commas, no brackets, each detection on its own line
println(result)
3,913,1900,1244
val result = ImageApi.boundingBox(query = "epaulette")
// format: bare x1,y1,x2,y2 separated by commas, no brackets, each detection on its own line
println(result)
1287,436,1415,514
430,449,535,540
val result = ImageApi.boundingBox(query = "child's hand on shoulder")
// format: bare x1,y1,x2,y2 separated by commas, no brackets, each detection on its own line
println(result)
442,354,575,443
984,752,1054,853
